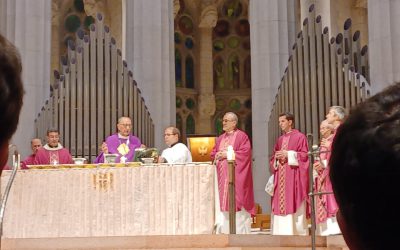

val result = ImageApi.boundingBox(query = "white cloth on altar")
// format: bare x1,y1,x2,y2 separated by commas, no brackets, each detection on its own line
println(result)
271,200,309,235
161,143,192,164
316,217,341,236
214,167,251,234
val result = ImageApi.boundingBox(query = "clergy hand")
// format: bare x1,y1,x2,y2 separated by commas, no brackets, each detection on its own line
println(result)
275,150,288,160
140,144,147,149
216,151,226,160
158,156,167,163
101,142,109,154
313,162,323,172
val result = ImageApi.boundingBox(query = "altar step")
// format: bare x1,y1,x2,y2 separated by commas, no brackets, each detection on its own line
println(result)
2,235,348,250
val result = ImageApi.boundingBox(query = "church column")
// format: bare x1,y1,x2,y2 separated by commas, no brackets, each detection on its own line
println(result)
368,0,400,93
123,0,175,149
196,4,217,133
249,0,297,212
0,0,51,158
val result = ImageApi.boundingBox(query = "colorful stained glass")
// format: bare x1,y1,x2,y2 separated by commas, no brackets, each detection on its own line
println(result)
215,116,223,135
186,115,195,135
216,99,226,111
223,0,242,18
65,15,81,33
213,40,225,51
235,19,250,36
176,113,183,134
228,54,240,89
185,56,194,88
185,98,195,110
175,50,182,87
229,99,241,110
213,59,225,89
84,16,95,29
179,16,193,35
176,97,182,108
185,37,194,49
213,20,230,37
74,0,84,12
227,36,240,48
174,32,181,43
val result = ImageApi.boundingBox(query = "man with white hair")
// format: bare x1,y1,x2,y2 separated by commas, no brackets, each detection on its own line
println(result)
313,120,340,235
211,112,255,234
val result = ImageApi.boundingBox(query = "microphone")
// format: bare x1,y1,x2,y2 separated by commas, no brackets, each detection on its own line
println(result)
0,144,20,243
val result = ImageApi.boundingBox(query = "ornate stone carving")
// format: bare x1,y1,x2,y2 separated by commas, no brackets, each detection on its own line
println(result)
199,4,218,28
198,93,216,117
83,0,105,17
173,0,181,18
51,1,60,25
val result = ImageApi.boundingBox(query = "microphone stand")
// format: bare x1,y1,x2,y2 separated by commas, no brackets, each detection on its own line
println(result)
0,145,20,248
307,134,317,250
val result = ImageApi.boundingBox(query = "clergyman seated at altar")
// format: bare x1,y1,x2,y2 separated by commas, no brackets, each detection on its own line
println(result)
20,138,42,169
158,126,192,164
94,116,144,163
34,129,73,165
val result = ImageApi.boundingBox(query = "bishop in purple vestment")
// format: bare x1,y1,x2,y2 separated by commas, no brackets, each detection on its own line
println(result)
94,117,142,163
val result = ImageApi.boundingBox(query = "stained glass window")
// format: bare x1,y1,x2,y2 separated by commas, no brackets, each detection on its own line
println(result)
175,49,182,87
186,115,195,134
185,98,195,110
185,56,194,88
214,58,225,89
176,113,183,135
228,54,240,89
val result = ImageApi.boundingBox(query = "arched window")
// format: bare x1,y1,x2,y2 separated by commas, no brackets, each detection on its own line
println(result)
214,57,225,89
185,56,194,88
176,113,183,135
228,54,240,89
186,115,195,134
175,49,182,87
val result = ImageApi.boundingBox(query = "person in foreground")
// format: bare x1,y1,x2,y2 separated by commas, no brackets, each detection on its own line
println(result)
330,82,400,250
0,33,24,174
34,129,73,165
313,120,340,235
94,116,142,163
211,112,255,234
158,126,192,164
269,112,309,235
20,138,42,169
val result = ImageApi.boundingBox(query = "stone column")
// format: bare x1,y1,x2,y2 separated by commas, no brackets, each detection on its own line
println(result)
249,0,297,212
196,4,217,133
368,0,400,93
0,0,51,158
123,0,175,149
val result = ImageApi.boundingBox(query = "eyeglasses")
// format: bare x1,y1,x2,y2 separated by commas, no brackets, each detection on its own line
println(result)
164,133,176,136
222,119,234,122
119,124,132,127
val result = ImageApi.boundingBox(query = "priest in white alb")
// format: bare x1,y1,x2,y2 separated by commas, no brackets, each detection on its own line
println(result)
158,126,192,164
